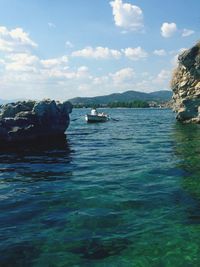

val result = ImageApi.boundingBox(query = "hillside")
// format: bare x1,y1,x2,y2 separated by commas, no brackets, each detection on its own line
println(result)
68,90,172,105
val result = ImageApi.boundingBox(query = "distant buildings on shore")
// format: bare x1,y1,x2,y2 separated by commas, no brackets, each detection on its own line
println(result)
73,100,172,109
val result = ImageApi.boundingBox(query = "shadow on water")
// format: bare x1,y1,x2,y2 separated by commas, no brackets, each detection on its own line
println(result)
173,123,200,224
0,136,73,164
174,123,200,197
0,137,73,185
0,133,71,151
0,138,73,267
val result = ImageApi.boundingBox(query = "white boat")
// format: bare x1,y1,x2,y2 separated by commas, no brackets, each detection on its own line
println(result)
85,109,109,123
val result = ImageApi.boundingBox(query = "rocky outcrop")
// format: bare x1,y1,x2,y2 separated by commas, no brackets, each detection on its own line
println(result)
171,42,200,123
0,99,72,147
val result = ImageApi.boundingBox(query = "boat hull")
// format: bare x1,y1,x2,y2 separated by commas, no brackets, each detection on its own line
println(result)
85,114,109,123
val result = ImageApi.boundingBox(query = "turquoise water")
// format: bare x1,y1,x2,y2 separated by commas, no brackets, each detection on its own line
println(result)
1,108,200,266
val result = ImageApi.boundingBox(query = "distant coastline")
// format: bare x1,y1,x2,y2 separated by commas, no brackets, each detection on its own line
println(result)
69,89,172,108
70,89,172,109
72,100,172,109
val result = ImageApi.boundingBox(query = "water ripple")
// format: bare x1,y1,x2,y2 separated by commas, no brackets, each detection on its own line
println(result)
1,109,200,266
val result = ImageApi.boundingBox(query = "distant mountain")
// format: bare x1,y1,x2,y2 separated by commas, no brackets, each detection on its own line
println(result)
68,90,172,105
148,91,173,101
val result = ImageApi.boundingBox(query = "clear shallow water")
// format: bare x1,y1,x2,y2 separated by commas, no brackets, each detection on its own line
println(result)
1,108,200,266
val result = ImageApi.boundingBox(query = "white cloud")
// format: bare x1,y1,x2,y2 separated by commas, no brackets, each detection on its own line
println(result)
71,46,148,61
161,22,177,38
0,26,94,99
71,46,122,59
0,25,175,100
89,67,136,95
77,66,88,73
182,28,195,37
93,76,109,85
0,59,5,65
110,67,135,84
40,63,91,81
153,69,171,85
136,80,152,92
65,41,73,48
141,72,151,78
0,26,37,52
171,48,188,66
5,53,39,72
153,49,167,56
9,28,37,47
76,66,91,79
123,46,148,60
40,56,68,68
48,22,56,28
91,67,171,95
110,0,144,31
135,69,171,92
0,39,13,52
91,67,135,93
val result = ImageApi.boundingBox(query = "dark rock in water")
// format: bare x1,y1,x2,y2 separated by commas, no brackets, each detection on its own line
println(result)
70,238,130,260
0,99,72,148
0,241,40,267
171,41,200,123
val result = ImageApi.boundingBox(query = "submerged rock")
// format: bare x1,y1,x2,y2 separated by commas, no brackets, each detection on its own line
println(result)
0,99,72,147
171,41,200,123
69,238,130,260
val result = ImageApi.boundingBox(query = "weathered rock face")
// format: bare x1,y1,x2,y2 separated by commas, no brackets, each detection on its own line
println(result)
0,99,72,147
171,42,200,123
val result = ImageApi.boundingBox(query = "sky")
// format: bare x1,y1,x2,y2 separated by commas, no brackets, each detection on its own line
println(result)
0,0,199,100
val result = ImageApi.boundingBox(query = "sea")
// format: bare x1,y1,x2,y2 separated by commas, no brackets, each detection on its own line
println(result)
1,108,200,267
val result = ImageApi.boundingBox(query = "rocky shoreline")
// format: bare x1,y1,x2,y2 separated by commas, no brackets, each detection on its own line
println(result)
171,42,200,123
0,99,72,148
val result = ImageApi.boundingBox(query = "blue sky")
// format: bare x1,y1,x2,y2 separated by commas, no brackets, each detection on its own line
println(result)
0,0,199,100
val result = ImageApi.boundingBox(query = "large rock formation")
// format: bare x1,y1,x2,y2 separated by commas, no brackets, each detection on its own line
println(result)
171,42,200,123
0,99,72,147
